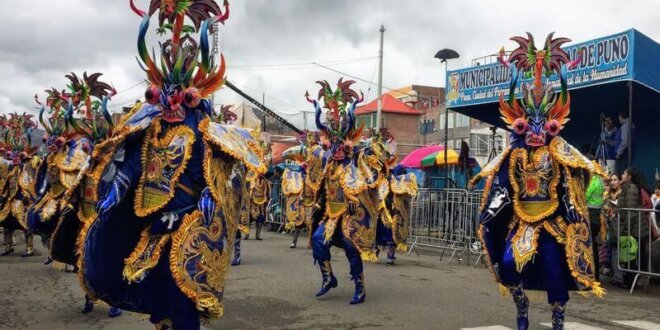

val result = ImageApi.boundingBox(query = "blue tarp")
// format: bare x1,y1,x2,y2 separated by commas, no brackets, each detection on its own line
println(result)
446,29,660,181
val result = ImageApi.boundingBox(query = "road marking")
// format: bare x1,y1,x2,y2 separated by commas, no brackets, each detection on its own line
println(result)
461,326,513,330
540,322,605,329
612,320,660,329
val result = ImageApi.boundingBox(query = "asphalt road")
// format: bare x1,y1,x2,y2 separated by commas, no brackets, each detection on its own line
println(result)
0,231,659,330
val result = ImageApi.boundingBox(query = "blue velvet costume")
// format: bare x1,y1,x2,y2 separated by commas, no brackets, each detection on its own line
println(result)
305,79,417,305
77,2,266,329
471,33,606,330
0,113,40,257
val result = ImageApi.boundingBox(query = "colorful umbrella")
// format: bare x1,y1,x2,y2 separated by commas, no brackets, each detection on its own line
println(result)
420,148,459,167
399,145,444,168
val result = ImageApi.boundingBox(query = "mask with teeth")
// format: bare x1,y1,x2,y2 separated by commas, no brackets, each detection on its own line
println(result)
498,32,582,148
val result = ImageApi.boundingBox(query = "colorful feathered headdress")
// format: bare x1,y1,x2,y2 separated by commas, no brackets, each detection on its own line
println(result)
306,79,364,143
1,112,38,165
498,32,581,146
65,72,116,144
130,0,229,122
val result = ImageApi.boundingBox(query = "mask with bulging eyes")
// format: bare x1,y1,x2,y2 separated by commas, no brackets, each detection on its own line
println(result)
145,84,202,123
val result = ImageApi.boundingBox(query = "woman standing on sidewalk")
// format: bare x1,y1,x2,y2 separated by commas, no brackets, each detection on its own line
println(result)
617,168,651,288
603,174,623,284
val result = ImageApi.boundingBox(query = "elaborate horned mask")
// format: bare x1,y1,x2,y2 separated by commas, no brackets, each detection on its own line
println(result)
131,0,230,123
499,33,581,147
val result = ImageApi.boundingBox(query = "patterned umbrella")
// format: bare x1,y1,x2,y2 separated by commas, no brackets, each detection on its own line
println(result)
399,145,444,168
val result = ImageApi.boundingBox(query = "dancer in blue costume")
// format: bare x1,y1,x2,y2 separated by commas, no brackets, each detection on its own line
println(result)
0,113,40,257
305,79,417,304
364,129,417,266
282,130,319,249
78,1,267,329
470,33,606,330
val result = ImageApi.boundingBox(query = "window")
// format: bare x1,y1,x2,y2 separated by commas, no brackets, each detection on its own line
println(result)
365,115,372,128
420,119,436,135
447,113,455,129
371,113,378,128
456,114,470,128
439,114,445,129
470,133,504,157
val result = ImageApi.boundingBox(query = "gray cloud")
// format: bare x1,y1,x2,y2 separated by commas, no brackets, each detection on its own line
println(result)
1,0,658,130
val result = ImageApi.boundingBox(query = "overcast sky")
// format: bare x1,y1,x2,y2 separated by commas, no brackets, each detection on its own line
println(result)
1,0,658,128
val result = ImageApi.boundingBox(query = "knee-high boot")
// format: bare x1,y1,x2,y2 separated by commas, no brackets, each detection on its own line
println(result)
386,242,396,265
22,232,34,257
1,231,14,256
510,284,529,330
290,228,301,248
349,273,366,305
315,260,337,297
255,223,263,240
231,235,241,266
551,301,566,330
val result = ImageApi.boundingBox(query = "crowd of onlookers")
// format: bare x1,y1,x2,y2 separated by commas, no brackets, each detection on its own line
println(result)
586,166,660,290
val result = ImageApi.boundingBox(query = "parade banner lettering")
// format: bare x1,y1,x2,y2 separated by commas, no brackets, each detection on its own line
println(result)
446,29,635,107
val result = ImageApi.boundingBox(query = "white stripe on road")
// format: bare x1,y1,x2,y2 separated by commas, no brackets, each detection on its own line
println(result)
461,326,513,330
540,322,605,329
612,320,660,329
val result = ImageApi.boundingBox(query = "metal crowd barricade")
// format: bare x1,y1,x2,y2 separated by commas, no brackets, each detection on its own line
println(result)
616,207,660,294
266,180,286,232
408,188,474,263
466,190,487,267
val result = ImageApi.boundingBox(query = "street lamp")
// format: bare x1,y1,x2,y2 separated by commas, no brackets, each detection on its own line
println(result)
434,48,459,188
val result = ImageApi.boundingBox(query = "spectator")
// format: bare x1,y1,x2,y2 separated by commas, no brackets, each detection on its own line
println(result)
618,168,650,288
586,172,604,281
597,116,617,173
615,111,635,174
652,171,660,236
603,173,623,284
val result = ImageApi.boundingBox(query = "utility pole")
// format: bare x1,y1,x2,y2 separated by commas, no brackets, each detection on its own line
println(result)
262,92,266,132
210,21,219,109
376,24,385,130
302,111,309,130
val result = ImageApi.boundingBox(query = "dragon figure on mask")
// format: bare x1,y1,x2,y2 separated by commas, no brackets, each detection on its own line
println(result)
0,112,41,257
76,1,267,329
470,32,606,330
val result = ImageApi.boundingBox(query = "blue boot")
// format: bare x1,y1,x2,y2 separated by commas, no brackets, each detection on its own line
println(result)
315,261,337,297
510,285,529,330
386,243,396,265
231,237,241,266
349,273,366,305
108,306,122,318
551,302,566,330
81,297,94,314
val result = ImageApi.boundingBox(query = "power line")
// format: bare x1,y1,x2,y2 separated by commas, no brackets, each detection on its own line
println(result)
228,56,377,70
311,62,419,99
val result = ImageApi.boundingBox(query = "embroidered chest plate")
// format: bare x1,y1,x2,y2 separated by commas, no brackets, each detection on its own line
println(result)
325,163,347,219
79,170,102,223
250,176,268,205
135,121,195,217
509,147,560,223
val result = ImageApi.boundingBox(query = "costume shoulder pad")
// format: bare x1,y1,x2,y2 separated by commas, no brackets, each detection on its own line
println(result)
550,137,607,177
282,168,304,196
390,173,418,197
199,117,268,175
470,146,512,186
